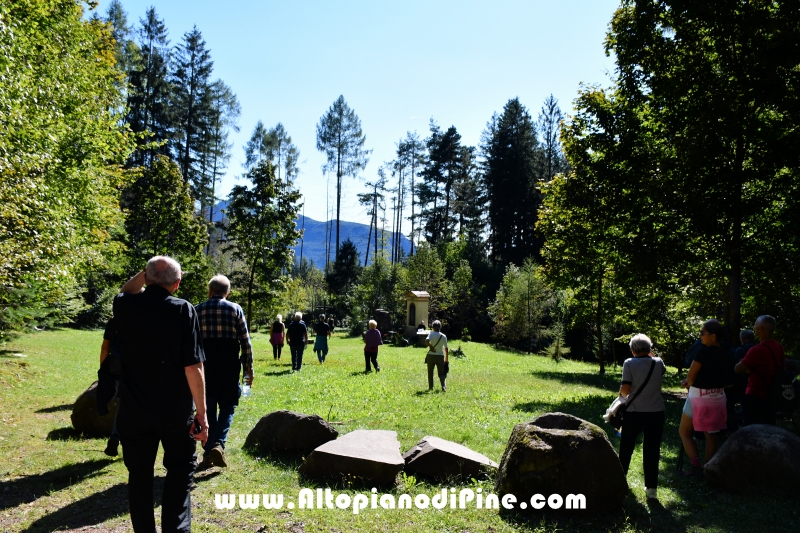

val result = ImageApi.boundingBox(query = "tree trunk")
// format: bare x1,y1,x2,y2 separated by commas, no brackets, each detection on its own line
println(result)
597,276,605,374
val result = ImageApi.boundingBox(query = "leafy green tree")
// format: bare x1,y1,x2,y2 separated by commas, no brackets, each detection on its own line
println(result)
488,259,553,353
316,95,371,257
220,161,303,325
125,6,173,166
123,156,208,300
0,0,134,335
481,98,545,266
404,242,447,318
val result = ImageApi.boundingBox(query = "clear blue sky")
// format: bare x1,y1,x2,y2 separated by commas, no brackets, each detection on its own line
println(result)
109,0,620,225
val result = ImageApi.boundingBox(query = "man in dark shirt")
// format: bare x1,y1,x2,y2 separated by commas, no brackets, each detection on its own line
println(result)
735,315,786,425
113,256,207,533
286,312,308,372
195,275,253,469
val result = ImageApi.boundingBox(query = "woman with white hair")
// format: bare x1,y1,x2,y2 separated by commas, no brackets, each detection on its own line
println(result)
425,320,449,392
617,333,666,500
270,314,285,360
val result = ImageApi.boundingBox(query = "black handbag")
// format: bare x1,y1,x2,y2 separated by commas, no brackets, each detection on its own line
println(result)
608,359,656,429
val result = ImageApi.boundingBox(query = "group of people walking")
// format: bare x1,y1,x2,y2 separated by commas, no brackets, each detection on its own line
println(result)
268,313,334,371
617,315,788,500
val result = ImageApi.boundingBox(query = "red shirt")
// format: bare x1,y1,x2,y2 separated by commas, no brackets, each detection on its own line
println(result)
741,339,785,398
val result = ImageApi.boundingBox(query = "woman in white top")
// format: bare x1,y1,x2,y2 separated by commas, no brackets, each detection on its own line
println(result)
425,320,449,392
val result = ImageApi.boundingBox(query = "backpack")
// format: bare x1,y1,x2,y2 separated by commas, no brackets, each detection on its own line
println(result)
765,344,799,415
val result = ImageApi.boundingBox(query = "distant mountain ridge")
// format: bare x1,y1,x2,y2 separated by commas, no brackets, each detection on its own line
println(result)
212,201,411,268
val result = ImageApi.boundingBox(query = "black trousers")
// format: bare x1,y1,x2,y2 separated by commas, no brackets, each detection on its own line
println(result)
618,410,665,489
742,394,776,426
121,419,196,533
364,349,379,371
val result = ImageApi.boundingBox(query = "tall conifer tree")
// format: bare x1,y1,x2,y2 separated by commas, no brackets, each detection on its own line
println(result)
482,98,545,266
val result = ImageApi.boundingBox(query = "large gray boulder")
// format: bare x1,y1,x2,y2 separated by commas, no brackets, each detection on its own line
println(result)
403,436,498,481
299,429,404,486
705,424,800,492
71,381,118,437
495,412,627,513
243,410,338,454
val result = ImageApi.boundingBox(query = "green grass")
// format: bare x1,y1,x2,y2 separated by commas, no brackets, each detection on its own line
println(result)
0,329,797,532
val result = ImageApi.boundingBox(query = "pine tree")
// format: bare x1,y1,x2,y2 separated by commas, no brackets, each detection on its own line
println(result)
538,94,567,181
204,79,240,226
172,26,214,200
482,98,545,266
316,95,371,257
125,7,173,167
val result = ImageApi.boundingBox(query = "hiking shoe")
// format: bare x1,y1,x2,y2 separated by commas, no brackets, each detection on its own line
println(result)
104,435,120,457
207,445,228,468
197,454,213,470
645,487,657,499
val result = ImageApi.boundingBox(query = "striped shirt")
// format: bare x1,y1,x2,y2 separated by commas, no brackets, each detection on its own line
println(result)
195,296,253,370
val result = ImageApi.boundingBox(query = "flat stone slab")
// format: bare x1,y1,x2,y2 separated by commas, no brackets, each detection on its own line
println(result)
243,410,338,455
299,429,404,486
403,436,498,481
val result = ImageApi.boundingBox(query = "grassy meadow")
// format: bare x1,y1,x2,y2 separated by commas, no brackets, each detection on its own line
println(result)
0,328,798,532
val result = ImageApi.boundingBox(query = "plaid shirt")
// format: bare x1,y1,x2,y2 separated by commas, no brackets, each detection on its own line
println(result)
195,296,253,371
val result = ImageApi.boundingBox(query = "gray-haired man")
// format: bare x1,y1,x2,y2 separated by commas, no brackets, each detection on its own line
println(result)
195,274,254,469
114,256,207,533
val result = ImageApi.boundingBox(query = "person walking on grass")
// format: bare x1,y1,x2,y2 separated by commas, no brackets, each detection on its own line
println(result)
313,314,332,363
194,275,254,470
114,257,207,533
617,334,666,500
363,319,382,373
425,320,449,392
286,312,308,372
270,314,285,361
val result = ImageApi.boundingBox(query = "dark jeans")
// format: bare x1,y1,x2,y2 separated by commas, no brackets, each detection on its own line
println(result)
290,344,305,370
427,360,447,390
272,344,283,359
618,410,665,489
742,394,776,426
364,349,379,372
121,420,196,533
204,394,237,453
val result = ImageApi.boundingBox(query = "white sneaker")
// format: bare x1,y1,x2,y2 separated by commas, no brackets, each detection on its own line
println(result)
645,487,657,499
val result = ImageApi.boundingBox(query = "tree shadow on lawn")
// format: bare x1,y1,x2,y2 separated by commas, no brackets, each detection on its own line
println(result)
0,459,114,511
530,370,621,392
35,403,73,413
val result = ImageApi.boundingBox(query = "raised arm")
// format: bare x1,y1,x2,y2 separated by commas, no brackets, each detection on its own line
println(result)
120,269,146,294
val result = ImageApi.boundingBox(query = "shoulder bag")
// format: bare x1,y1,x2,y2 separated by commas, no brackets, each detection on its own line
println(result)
605,359,656,430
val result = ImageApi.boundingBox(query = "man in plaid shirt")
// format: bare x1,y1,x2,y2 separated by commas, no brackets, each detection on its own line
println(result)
195,275,254,469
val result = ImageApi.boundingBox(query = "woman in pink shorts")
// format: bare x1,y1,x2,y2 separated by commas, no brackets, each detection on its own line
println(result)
679,319,735,475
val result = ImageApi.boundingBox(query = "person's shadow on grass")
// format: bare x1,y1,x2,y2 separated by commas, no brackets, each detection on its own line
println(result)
0,459,113,512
